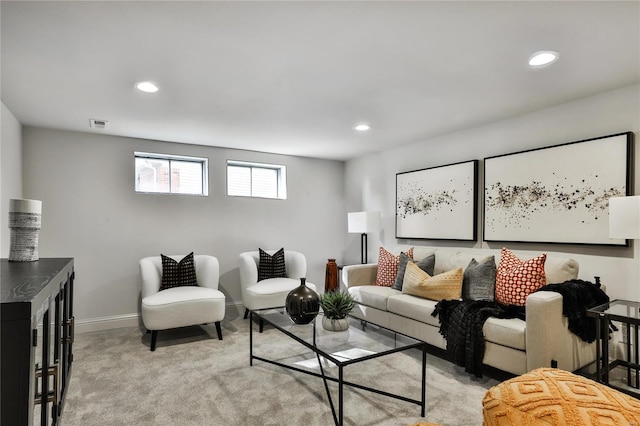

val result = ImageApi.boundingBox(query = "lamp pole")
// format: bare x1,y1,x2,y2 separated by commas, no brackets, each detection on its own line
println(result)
361,233,367,264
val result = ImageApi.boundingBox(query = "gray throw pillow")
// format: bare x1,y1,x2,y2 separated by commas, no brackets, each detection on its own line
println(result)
415,254,435,276
462,256,496,301
393,253,435,291
392,252,413,290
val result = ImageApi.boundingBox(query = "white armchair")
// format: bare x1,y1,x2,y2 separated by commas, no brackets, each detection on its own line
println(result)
239,250,316,330
140,254,226,351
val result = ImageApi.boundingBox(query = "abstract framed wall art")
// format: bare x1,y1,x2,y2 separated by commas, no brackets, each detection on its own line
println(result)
396,160,478,240
483,132,633,246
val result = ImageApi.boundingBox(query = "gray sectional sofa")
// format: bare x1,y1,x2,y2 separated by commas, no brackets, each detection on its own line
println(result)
342,247,599,376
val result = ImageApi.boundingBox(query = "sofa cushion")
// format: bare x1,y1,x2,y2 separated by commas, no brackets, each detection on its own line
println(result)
381,247,577,285
434,249,493,275
495,248,547,306
246,277,303,296
545,256,579,284
142,286,226,330
462,256,496,301
402,262,463,301
387,294,440,327
483,317,526,350
412,247,437,262
375,246,414,287
349,285,399,311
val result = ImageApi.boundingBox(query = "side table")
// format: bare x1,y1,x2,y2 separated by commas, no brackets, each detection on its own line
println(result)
586,299,640,396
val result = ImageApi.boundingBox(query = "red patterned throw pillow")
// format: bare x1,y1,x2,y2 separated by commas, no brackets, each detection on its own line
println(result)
495,248,547,306
375,247,414,287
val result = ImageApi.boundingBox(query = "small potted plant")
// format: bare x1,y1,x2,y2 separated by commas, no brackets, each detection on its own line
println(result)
319,290,355,331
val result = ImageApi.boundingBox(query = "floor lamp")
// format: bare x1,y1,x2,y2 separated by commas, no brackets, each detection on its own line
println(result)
609,195,640,243
609,195,640,281
348,211,380,264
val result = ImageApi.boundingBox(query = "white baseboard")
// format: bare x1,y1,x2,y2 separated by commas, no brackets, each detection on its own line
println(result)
75,301,246,334
75,313,141,334
225,301,245,317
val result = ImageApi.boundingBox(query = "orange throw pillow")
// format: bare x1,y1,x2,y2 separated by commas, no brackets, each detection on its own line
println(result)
402,262,463,301
375,247,414,287
495,248,546,306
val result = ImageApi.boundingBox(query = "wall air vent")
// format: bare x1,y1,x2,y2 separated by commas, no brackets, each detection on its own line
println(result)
89,119,110,130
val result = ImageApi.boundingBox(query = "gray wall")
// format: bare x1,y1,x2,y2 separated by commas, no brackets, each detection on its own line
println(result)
10,83,640,329
1,102,23,257
22,128,346,329
344,84,640,301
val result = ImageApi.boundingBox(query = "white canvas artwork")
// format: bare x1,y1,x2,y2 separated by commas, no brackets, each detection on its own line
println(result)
396,160,477,240
483,133,632,245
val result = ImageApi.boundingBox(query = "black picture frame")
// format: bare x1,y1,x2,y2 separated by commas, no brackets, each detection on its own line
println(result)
396,160,478,241
483,132,633,246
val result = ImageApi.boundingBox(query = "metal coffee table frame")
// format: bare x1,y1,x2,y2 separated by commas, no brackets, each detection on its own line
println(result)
249,309,427,426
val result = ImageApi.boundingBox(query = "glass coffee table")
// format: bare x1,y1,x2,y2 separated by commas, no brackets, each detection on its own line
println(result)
249,308,427,426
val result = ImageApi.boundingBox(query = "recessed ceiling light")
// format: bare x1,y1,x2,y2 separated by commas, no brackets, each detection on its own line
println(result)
135,81,159,93
354,124,370,132
528,51,559,68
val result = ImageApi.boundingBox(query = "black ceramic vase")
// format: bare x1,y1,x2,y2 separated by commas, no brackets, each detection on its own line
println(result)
285,277,320,324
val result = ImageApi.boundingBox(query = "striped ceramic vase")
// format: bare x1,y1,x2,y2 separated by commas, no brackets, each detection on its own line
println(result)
9,199,42,262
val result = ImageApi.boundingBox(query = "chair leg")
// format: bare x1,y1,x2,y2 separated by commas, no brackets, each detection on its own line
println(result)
244,308,249,319
215,321,223,340
150,330,158,351
259,318,264,333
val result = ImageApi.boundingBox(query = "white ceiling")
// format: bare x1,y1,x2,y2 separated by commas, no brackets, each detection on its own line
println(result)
2,1,639,161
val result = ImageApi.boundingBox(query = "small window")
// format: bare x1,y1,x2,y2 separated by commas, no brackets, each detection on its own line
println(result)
227,160,287,199
135,152,208,196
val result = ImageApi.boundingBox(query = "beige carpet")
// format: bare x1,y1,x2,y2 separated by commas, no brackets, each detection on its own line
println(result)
60,316,498,425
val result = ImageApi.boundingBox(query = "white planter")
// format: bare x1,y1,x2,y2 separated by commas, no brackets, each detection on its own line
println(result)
322,316,349,332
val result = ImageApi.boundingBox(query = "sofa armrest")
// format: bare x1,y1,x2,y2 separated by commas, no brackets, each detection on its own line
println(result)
525,290,597,372
525,291,564,371
342,264,378,288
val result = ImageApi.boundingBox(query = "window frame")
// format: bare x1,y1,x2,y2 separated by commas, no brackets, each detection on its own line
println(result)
226,160,287,200
134,151,209,196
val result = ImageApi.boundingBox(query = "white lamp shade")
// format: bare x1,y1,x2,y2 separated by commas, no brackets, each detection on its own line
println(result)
348,211,380,234
609,196,640,239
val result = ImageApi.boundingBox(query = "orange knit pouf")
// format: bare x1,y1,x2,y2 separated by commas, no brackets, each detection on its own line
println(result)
482,368,640,425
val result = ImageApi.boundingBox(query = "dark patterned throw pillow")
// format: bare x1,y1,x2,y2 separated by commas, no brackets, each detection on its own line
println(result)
258,248,287,281
462,256,497,301
160,252,198,290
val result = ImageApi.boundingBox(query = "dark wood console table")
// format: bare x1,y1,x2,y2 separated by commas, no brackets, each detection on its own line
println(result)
1,258,75,426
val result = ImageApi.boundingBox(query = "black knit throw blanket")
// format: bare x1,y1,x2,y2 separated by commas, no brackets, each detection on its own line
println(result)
432,300,522,377
536,279,609,343
432,279,609,377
